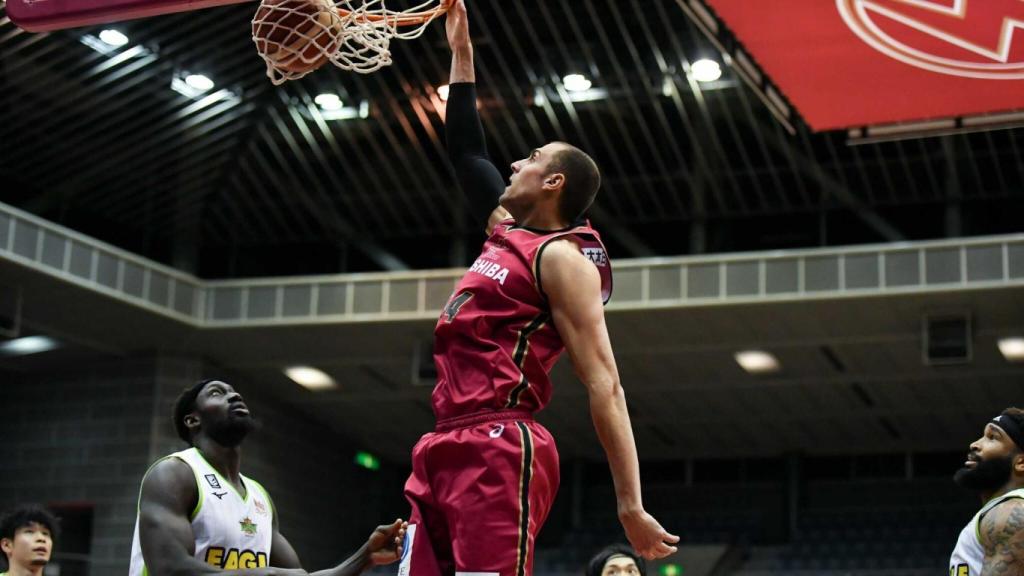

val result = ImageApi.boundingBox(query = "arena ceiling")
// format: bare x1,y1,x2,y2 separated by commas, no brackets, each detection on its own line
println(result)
1,0,1023,278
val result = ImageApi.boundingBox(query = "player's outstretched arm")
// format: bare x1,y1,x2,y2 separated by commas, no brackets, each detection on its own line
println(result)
444,0,506,227
980,498,1024,575
281,519,406,576
541,240,680,561
138,458,307,576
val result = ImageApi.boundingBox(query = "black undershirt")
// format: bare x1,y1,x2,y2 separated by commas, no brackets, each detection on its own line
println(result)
446,82,506,225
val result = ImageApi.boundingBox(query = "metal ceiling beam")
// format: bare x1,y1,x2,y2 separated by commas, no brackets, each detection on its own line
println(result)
941,136,962,237
256,116,409,271
776,124,905,242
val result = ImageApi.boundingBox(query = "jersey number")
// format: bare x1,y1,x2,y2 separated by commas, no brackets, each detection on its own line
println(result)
443,291,474,322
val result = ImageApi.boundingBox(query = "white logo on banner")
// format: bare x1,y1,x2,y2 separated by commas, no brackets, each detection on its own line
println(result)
837,0,1024,79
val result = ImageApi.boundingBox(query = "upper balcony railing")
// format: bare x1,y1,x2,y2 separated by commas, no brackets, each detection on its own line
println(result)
2,201,1022,328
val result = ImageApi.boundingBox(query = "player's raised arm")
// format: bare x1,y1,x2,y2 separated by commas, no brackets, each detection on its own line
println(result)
444,0,507,227
541,239,680,561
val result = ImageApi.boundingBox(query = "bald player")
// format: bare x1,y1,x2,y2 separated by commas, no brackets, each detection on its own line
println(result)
397,3,678,576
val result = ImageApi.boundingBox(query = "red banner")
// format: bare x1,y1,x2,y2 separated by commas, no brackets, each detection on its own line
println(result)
703,0,1024,131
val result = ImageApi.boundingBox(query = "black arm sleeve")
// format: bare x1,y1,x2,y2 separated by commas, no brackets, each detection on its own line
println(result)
446,82,506,224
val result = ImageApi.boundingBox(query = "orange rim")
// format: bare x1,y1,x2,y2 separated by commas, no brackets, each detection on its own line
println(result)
336,0,453,26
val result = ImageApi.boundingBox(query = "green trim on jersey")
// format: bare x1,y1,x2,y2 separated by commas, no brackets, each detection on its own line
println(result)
190,461,205,521
194,448,249,503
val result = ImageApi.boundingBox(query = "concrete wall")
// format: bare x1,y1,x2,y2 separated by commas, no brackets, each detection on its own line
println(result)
0,359,157,575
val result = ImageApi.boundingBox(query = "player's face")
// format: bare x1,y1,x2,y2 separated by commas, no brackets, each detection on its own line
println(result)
1,522,52,567
502,143,564,210
194,380,255,447
954,423,1019,491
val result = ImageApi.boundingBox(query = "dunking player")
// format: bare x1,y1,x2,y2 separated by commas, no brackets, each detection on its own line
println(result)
399,2,679,575
130,379,407,576
950,408,1024,575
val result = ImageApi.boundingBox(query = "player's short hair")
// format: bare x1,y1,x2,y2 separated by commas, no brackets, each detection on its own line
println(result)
0,504,59,544
172,379,218,445
585,544,646,576
549,142,600,223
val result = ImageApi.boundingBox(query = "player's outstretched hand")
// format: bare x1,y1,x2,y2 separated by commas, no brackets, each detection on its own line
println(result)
619,509,680,560
366,518,408,566
445,0,470,51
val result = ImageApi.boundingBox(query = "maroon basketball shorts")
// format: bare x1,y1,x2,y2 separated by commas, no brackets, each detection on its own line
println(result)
399,411,559,576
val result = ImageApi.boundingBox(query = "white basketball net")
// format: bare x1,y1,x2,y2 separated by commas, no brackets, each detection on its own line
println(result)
252,0,447,85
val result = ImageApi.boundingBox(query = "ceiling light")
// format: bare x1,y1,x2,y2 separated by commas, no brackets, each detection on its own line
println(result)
284,366,337,391
184,74,214,91
437,84,450,101
0,336,59,356
691,58,722,82
734,350,780,374
562,73,592,92
314,93,343,110
533,87,548,107
98,29,129,47
661,76,675,97
998,337,1024,362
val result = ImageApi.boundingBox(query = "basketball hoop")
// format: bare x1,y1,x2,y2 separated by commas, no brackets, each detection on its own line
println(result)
252,0,453,85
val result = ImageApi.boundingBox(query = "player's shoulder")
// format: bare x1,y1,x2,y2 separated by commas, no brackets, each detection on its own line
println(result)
538,237,599,299
979,495,1024,550
143,454,195,493
541,237,593,269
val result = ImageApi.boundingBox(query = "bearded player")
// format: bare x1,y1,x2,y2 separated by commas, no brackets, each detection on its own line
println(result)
398,2,679,576
950,408,1024,575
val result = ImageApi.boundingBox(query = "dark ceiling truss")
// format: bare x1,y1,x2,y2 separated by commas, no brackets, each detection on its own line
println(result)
0,0,1022,277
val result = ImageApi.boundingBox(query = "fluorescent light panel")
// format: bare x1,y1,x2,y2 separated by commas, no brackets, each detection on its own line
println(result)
998,337,1024,362
734,350,780,374
284,366,337,391
0,336,60,356
318,100,370,121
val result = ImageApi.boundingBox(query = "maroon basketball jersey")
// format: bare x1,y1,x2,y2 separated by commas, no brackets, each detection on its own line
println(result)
432,219,613,421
